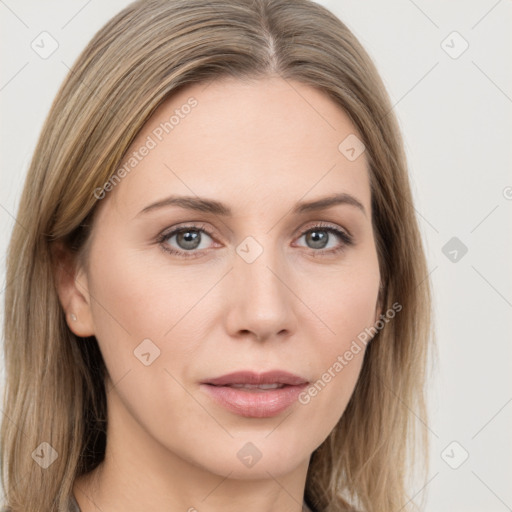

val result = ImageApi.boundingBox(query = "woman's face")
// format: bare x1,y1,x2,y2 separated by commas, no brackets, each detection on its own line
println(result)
68,76,381,479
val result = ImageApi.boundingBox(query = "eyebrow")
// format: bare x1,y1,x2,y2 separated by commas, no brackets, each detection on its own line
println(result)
137,192,366,217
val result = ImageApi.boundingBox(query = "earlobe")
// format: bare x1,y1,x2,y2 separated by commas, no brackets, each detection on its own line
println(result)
52,242,95,337
65,309,94,337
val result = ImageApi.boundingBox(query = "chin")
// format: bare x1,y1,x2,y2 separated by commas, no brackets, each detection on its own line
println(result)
187,431,313,480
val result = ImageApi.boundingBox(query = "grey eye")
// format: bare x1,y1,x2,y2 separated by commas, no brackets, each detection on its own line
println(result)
304,229,330,249
165,228,213,251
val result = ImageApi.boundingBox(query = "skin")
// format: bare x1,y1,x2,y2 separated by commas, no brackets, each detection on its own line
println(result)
55,75,382,512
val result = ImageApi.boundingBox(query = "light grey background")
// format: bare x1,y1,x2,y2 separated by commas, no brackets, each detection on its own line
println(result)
1,1,511,510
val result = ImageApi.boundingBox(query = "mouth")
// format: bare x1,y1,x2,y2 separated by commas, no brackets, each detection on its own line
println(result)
202,369,309,387
200,370,310,418
216,383,288,391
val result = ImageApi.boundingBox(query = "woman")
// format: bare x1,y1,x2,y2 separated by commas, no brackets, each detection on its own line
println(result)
0,0,433,511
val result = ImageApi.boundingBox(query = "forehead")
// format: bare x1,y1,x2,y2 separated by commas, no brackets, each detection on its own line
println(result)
99,76,370,219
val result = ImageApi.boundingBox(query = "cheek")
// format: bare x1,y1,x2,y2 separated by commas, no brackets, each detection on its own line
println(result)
84,235,233,421
85,238,171,382
308,250,380,352
295,253,379,430
330,274,379,346
86,235,203,349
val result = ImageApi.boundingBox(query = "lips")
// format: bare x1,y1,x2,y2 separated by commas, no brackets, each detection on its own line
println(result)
202,370,309,387
200,370,309,418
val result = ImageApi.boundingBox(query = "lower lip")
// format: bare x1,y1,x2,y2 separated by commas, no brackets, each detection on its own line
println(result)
200,383,308,418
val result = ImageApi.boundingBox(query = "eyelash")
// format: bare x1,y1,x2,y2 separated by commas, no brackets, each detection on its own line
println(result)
156,222,354,259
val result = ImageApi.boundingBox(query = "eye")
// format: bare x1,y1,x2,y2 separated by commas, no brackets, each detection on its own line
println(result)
157,223,217,259
294,222,354,256
156,221,354,259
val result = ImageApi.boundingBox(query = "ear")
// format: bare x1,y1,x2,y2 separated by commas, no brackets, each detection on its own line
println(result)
52,241,95,337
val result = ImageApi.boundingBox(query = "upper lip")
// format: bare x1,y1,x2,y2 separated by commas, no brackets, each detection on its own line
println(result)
202,370,309,386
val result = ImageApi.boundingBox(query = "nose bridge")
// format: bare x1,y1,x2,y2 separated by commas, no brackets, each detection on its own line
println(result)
226,234,296,340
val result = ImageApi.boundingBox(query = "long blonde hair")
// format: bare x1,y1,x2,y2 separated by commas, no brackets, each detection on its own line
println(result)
1,1,434,511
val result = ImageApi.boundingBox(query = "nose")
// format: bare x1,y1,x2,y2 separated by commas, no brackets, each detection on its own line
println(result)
224,241,298,342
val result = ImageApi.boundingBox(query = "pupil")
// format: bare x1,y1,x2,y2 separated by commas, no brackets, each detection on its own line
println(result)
177,229,200,250
308,230,328,249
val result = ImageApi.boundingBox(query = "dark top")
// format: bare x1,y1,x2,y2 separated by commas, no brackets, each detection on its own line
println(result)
69,494,81,512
